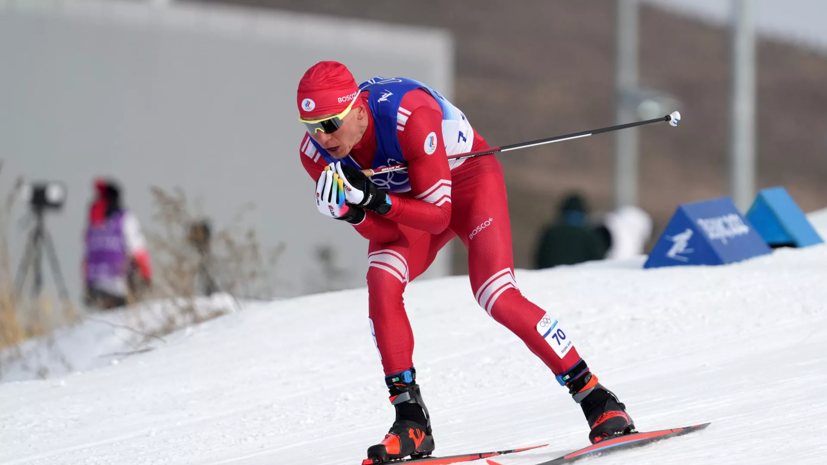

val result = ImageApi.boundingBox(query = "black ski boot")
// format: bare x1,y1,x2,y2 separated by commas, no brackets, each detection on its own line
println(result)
363,368,435,464
559,360,635,444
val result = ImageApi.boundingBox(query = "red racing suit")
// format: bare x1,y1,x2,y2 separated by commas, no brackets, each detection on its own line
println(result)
300,89,582,377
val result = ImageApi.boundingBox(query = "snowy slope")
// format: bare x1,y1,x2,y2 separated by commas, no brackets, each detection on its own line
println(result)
2,211,827,465
0,294,247,383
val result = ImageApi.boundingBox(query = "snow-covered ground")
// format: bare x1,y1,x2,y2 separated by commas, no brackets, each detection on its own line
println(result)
0,293,248,383
3,211,827,465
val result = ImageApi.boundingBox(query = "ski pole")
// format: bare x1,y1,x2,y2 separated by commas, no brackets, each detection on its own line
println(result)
361,111,681,177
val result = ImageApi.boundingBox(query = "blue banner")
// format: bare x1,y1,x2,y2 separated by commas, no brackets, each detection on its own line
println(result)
746,186,823,248
644,197,772,268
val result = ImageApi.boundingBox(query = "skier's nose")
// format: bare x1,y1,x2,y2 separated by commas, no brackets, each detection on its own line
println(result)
314,131,334,145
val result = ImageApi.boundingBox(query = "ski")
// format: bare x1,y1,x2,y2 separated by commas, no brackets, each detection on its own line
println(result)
489,422,710,465
360,443,547,465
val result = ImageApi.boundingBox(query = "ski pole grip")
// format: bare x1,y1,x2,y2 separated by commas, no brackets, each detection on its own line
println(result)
361,169,375,177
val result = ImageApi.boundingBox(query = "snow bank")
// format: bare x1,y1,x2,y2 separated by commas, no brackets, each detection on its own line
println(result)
1,211,826,464
0,293,248,383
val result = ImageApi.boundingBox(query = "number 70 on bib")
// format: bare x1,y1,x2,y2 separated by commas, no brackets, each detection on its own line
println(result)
536,314,574,359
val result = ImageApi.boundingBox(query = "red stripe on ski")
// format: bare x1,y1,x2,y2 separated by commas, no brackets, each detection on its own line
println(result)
401,454,494,464
535,422,711,464
512,445,547,453
361,443,547,465
566,423,708,459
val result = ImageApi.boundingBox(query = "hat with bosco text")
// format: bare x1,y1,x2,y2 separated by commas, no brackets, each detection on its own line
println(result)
297,61,361,120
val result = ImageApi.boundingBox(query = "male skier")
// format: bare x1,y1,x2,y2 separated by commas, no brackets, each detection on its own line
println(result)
296,61,634,463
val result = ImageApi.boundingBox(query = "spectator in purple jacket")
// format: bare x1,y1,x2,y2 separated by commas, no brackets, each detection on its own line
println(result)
83,179,152,310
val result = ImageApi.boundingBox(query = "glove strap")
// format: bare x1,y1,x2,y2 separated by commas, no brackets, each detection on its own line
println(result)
364,193,392,215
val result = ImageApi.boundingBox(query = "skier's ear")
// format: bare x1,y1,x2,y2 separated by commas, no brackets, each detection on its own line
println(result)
355,104,366,120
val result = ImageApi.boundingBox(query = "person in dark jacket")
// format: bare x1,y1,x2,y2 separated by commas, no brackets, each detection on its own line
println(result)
534,193,605,269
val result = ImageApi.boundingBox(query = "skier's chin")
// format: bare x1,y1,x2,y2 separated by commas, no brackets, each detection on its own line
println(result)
328,146,348,159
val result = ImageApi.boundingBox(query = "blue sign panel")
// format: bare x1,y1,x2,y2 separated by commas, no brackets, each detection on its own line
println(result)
746,186,823,248
644,197,772,269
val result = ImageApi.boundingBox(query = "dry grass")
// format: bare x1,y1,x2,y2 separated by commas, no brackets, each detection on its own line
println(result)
0,164,24,351
136,185,284,339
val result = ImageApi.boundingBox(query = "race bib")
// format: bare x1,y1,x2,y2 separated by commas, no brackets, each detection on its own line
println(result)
536,314,573,359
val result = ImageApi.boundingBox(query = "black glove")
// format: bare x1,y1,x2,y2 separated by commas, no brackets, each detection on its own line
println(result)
337,205,366,224
334,162,392,215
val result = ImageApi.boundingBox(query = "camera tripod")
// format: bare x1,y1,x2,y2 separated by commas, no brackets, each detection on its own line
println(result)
15,207,70,301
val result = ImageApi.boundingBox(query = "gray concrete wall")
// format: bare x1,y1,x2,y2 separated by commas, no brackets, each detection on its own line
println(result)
0,0,454,303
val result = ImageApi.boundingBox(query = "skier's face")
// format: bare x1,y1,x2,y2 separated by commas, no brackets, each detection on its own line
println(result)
309,104,368,159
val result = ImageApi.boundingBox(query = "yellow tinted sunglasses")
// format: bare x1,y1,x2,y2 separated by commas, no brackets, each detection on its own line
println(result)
298,96,358,135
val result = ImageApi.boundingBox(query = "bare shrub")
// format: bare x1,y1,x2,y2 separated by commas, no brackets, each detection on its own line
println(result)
138,186,284,338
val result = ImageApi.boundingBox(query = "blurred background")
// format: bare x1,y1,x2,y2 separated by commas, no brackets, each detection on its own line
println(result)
1,0,826,355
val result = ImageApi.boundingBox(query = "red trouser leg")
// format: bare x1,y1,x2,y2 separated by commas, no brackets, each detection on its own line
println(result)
449,160,582,376
367,225,455,376
366,158,582,377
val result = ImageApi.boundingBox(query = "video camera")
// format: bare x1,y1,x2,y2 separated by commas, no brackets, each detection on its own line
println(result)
20,182,67,211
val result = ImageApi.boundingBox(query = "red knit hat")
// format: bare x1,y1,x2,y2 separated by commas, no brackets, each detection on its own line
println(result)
297,61,360,120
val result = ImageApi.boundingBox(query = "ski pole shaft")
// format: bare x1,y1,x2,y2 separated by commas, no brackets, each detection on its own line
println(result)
361,111,681,177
